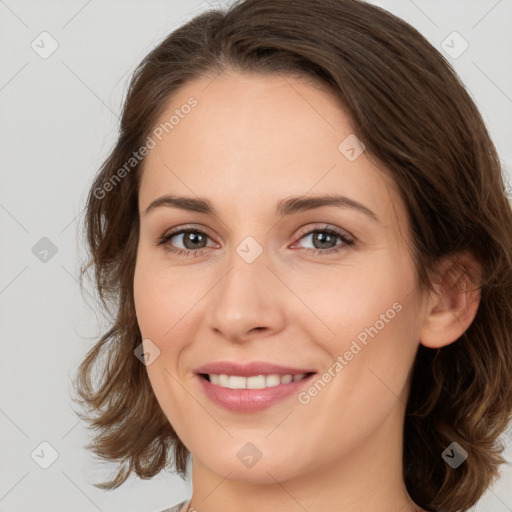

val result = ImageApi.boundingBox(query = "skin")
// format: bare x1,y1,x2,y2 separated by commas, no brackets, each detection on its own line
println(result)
133,70,481,512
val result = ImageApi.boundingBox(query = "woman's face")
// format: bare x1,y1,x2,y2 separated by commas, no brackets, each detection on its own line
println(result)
134,70,430,483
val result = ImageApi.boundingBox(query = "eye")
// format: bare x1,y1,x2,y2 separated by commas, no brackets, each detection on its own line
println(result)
156,224,355,257
156,226,216,256
291,224,355,256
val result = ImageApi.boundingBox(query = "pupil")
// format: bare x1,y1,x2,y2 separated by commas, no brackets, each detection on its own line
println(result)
315,232,333,249
185,232,205,249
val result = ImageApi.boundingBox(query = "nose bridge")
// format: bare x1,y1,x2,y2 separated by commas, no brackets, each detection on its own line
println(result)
206,237,284,340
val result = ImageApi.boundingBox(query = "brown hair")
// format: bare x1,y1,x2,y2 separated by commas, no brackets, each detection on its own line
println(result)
72,1,512,510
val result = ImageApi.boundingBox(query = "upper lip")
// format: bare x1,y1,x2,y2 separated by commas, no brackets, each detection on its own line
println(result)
195,361,316,377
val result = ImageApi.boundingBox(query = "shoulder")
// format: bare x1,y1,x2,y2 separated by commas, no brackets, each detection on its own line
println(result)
157,500,189,512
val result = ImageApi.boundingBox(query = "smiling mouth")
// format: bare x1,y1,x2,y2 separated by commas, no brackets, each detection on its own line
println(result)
199,372,316,390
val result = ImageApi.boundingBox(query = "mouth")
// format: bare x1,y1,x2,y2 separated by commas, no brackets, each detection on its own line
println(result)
195,370,317,412
199,372,316,390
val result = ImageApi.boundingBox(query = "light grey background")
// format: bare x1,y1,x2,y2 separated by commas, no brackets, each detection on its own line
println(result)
0,1,511,511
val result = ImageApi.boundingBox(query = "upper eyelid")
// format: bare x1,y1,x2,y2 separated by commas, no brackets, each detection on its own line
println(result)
295,224,353,240
162,224,215,240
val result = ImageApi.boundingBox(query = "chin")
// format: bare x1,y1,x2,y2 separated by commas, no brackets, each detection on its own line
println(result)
200,451,303,484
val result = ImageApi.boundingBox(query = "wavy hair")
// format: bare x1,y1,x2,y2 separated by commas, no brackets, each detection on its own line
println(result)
71,1,512,510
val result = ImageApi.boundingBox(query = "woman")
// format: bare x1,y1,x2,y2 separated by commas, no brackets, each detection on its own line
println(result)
72,0,512,511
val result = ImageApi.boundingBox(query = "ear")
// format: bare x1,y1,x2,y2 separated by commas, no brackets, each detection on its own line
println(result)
419,253,482,349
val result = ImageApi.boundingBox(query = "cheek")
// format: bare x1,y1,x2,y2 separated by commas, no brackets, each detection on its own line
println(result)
311,250,421,392
133,256,196,423
133,252,187,339
133,261,164,339
305,253,417,346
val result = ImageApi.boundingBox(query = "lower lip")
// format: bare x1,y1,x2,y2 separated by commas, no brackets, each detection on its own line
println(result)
196,373,316,412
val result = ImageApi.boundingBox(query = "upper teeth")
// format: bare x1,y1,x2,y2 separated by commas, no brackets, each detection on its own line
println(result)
208,373,307,389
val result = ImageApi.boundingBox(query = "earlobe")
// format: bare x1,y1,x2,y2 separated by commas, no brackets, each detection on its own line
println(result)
419,254,482,349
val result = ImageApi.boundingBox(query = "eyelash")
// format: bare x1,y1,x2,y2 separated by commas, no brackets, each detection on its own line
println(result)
156,224,355,258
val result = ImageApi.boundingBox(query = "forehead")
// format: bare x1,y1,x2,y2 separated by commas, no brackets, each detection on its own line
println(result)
138,70,398,224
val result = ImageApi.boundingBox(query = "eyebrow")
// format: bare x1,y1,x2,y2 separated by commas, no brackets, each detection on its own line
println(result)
143,193,378,222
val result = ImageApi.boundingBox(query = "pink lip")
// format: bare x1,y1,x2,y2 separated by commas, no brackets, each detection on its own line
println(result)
195,361,317,412
195,360,315,377
196,372,316,412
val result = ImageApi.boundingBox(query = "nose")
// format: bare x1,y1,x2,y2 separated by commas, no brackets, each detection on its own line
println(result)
205,249,286,343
